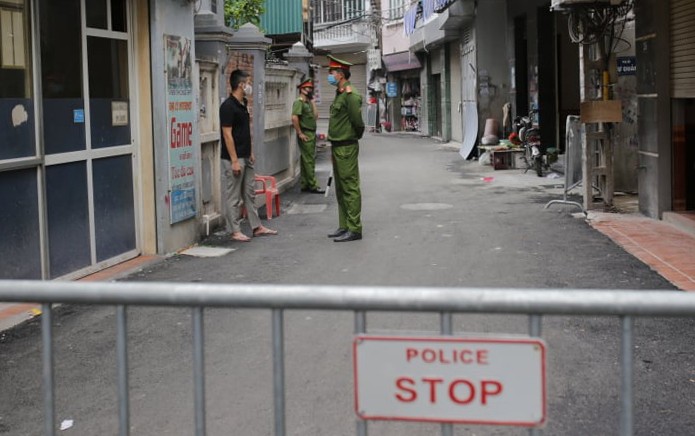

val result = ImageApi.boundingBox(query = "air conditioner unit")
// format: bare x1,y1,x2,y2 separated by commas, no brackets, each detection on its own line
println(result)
551,0,626,11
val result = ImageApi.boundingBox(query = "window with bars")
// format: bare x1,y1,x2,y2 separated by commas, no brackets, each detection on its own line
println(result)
313,0,364,24
344,0,363,20
314,0,337,23
388,0,405,20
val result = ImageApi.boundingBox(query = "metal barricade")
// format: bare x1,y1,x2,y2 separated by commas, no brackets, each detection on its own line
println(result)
545,115,585,214
2,280,695,436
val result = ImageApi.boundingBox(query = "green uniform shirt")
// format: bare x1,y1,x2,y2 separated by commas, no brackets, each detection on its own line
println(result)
291,98,317,131
327,82,365,142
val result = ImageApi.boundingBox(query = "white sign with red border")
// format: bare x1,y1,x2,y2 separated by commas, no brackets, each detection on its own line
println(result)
353,335,546,427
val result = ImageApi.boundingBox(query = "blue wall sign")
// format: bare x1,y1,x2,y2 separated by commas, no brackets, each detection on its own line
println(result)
73,109,85,123
386,82,398,98
617,57,637,76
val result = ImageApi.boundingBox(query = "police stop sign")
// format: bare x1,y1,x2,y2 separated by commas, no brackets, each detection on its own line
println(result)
353,335,546,427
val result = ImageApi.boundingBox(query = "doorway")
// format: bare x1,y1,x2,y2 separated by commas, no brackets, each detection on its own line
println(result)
537,5,558,151
514,15,528,118
673,99,695,211
433,73,442,137
40,0,137,278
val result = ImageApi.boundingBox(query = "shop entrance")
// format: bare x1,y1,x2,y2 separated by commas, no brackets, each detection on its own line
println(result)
40,0,137,278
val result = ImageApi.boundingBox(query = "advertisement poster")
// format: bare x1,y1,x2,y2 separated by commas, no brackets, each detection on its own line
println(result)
165,34,196,223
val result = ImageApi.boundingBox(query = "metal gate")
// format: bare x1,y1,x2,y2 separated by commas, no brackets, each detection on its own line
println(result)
671,0,695,99
2,280,695,436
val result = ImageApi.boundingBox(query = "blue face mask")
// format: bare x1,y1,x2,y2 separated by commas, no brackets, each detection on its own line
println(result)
327,74,338,86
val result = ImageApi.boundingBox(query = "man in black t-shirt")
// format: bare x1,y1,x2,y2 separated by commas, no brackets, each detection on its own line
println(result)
220,69,277,242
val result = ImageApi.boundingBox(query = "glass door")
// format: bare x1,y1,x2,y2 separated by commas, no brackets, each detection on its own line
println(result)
40,0,136,278
0,0,42,279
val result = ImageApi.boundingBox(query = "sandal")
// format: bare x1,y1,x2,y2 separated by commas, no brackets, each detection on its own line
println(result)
231,232,251,242
253,226,278,237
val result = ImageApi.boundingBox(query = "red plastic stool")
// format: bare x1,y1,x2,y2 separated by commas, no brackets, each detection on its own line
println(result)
253,175,280,219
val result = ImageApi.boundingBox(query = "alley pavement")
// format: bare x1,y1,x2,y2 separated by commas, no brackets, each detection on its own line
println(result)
4,130,694,331
2,130,695,435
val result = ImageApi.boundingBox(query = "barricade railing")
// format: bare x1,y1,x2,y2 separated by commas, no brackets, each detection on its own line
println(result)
545,114,585,214
2,280,695,436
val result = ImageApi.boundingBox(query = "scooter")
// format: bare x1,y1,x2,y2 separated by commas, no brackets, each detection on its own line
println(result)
512,109,545,177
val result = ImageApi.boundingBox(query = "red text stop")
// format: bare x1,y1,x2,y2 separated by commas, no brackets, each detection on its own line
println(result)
395,377,503,406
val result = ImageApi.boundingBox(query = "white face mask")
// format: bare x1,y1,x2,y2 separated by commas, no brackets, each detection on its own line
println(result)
244,83,253,97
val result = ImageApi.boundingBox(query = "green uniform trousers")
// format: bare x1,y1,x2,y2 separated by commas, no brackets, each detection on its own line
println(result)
298,131,320,190
331,143,362,233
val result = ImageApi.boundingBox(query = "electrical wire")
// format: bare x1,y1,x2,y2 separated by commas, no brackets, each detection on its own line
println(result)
566,0,633,48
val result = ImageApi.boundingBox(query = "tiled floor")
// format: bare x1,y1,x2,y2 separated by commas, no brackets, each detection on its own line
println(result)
589,212,695,291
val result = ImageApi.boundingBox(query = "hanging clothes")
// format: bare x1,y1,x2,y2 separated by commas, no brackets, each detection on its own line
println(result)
403,4,419,36
422,0,435,21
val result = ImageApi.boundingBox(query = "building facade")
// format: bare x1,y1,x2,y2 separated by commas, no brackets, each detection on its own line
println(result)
1,0,158,280
380,0,422,132
260,0,314,53
312,0,377,120
402,0,693,223
0,0,304,280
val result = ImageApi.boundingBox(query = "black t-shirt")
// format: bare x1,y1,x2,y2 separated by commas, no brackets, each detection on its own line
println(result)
220,96,251,160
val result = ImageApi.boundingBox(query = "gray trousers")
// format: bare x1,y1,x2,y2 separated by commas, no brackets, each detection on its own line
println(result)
221,158,261,233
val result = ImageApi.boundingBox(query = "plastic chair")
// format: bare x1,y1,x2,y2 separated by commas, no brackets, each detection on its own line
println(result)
253,175,280,220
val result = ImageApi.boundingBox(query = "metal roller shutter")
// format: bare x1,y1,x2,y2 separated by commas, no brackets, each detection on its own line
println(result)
671,0,695,98
315,54,368,121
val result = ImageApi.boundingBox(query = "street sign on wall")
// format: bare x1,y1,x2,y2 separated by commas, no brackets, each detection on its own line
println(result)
353,335,546,427
617,57,637,76
386,82,398,98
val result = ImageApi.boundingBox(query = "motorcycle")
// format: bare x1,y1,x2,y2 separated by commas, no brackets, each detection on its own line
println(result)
512,109,546,177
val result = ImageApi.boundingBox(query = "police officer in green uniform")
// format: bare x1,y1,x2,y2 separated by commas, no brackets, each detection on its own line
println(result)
292,78,324,193
326,55,365,242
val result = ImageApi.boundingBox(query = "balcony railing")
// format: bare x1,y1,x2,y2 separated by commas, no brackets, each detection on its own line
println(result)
313,20,373,50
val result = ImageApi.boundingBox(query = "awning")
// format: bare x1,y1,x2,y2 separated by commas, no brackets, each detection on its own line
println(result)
382,51,422,73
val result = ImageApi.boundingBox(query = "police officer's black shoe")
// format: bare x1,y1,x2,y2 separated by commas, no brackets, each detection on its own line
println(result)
333,231,362,242
301,187,325,194
328,228,348,238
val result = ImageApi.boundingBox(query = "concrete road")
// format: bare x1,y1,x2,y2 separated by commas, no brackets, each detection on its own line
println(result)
2,132,694,436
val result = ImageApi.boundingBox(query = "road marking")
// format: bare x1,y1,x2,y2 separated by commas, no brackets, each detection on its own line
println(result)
181,246,235,257
286,204,328,214
400,203,453,211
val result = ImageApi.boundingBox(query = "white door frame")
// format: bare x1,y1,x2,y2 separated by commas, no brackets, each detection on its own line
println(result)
42,0,140,279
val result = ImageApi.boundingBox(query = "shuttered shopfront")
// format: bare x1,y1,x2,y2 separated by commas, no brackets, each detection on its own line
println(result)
671,0,695,98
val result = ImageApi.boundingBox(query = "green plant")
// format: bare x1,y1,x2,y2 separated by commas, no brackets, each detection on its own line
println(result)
224,0,265,29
